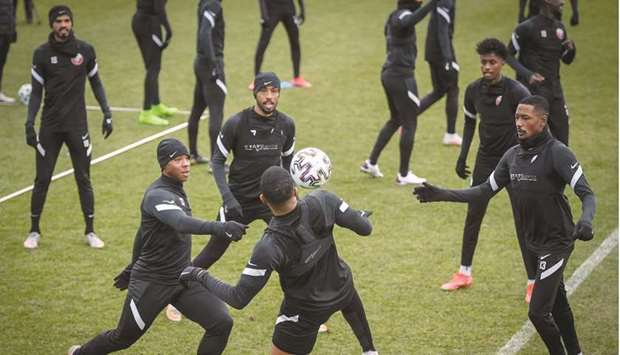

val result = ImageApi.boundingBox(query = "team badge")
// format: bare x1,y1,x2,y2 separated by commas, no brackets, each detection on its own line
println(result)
51,56,58,64
556,28,565,40
495,95,503,106
540,30,547,38
71,53,84,66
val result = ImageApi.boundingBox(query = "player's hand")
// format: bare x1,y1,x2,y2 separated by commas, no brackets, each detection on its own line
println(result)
223,192,243,218
518,14,526,23
210,67,221,82
260,17,270,27
102,114,113,139
360,210,373,218
455,158,470,179
162,27,172,50
216,221,248,242
294,13,305,25
573,220,594,241
25,123,37,148
413,182,445,203
113,266,132,291
179,266,208,286
562,39,575,51
528,72,545,85
10,32,16,43
444,61,459,82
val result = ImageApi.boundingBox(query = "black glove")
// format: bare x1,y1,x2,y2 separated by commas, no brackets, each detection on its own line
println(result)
102,114,113,139
413,182,447,203
25,123,37,148
573,220,594,241
113,266,132,291
295,12,305,25
179,265,208,287
162,27,172,50
210,67,220,82
455,158,470,179
444,61,459,83
223,192,243,218
214,221,248,242
260,16,270,27
360,210,373,218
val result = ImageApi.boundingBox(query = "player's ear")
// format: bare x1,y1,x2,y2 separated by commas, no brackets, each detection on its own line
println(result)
259,193,266,205
293,187,298,199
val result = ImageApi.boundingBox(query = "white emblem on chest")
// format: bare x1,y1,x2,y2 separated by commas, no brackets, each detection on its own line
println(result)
51,56,58,64
540,30,547,38
71,53,84,66
556,28,565,40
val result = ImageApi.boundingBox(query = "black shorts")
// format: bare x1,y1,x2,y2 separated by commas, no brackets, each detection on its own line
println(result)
272,300,337,354
217,197,272,225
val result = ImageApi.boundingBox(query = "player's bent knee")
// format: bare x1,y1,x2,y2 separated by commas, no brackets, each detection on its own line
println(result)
209,314,233,336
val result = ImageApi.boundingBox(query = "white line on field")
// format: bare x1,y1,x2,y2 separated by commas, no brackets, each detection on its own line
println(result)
497,229,619,355
0,106,204,204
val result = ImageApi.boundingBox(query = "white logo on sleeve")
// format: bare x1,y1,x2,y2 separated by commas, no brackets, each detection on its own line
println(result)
250,129,257,136
570,162,579,169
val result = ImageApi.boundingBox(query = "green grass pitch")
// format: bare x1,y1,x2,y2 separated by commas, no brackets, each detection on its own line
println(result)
0,0,617,354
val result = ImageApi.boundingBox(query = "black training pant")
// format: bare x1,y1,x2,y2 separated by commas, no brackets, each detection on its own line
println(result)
132,13,163,110
460,154,537,279
369,70,419,177
76,279,233,355
418,61,459,134
0,34,11,90
193,197,272,270
273,288,375,354
254,9,301,77
528,247,581,355
30,127,94,232
188,59,226,158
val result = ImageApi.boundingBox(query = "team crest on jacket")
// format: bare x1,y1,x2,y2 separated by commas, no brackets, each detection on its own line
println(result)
71,53,84,66
496,95,503,106
556,28,565,40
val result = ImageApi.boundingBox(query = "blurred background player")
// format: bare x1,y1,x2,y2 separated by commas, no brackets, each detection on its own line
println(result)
414,95,595,355
417,0,462,146
440,39,538,303
68,138,247,355
23,5,113,249
360,0,437,186
14,0,35,24
519,0,579,26
187,0,226,165
192,72,295,271
508,0,576,145
132,0,177,126
251,0,311,89
180,166,378,355
0,0,16,103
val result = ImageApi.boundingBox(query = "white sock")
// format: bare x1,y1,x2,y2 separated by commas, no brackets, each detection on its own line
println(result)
362,351,379,355
459,265,472,276
527,279,535,285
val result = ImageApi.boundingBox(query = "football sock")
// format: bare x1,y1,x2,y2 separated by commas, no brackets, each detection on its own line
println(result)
459,265,472,276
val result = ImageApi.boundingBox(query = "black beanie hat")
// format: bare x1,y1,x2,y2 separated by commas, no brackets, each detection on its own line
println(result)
157,138,189,169
253,72,280,95
49,5,73,27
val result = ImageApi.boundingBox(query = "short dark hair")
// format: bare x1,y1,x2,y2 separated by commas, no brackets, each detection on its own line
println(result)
260,166,295,205
519,95,550,117
476,38,508,60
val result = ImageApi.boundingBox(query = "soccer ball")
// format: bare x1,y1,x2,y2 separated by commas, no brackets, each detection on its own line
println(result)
290,147,332,189
18,83,32,105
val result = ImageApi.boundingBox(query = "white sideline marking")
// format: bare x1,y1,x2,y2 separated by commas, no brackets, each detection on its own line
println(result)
497,229,619,355
0,106,204,204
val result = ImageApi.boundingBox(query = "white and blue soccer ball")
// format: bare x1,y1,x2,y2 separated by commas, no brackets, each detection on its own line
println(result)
290,147,332,189
18,83,32,105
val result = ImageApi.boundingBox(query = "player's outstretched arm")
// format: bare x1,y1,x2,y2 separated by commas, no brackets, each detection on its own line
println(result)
397,0,438,27
181,240,278,309
145,190,248,239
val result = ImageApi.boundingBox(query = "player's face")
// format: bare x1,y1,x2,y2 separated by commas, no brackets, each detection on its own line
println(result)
544,0,564,16
52,15,72,41
480,53,504,82
515,104,547,140
255,85,280,116
163,155,191,183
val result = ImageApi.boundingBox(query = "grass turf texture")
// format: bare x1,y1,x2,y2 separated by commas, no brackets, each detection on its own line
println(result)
0,0,617,354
